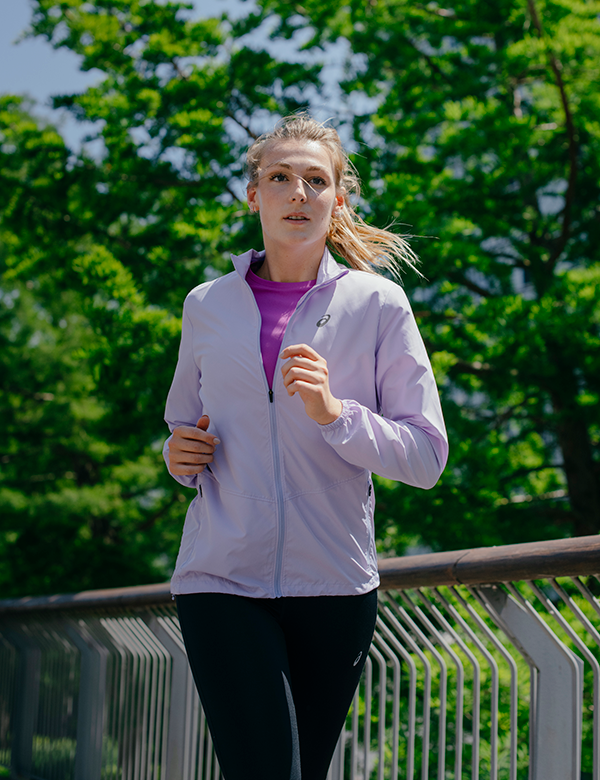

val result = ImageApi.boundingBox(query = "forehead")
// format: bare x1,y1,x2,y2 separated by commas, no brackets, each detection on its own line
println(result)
259,139,335,174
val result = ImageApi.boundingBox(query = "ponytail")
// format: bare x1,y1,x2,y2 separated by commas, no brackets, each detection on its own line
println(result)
327,203,420,280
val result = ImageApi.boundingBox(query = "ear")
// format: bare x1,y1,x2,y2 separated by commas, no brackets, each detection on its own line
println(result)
332,192,345,216
247,183,258,213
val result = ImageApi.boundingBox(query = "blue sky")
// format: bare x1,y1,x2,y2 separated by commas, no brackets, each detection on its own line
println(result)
1,0,101,104
0,0,257,146
1,0,350,151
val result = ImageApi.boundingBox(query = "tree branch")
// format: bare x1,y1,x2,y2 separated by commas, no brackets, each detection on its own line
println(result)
225,182,242,203
225,110,258,140
484,394,536,433
404,36,455,88
450,272,495,298
170,58,189,82
527,0,578,267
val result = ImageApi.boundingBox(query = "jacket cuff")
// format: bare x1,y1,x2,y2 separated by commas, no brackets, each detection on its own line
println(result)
318,399,353,431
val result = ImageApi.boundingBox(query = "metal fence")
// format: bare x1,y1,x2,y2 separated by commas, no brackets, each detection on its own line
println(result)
1,535,599,780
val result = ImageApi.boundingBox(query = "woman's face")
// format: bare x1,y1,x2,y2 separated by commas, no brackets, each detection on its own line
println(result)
247,139,343,255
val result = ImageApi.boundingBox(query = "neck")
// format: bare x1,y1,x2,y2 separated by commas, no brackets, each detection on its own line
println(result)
256,240,325,282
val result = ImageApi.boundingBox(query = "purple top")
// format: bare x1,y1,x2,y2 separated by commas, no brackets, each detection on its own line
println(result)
246,263,316,389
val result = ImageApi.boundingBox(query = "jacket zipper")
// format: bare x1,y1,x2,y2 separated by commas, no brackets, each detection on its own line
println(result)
268,389,286,597
243,267,348,597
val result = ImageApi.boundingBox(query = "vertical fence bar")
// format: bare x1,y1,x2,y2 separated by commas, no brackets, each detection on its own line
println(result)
471,585,519,780
6,625,41,778
379,597,432,780
560,577,600,780
481,583,583,780
0,634,17,770
368,641,387,780
145,612,196,780
362,655,372,780
375,615,417,780
65,618,108,780
451,586,501,780
431,588,484,780
406,589,465,780
387,594,448,780
373,631,401,780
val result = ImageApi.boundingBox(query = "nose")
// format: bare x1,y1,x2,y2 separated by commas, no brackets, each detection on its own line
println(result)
290,176,307,202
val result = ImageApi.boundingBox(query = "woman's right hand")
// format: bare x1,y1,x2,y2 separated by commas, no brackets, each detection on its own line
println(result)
168,415,220,476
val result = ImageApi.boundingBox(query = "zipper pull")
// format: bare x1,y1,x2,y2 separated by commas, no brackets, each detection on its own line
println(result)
269,388,274,403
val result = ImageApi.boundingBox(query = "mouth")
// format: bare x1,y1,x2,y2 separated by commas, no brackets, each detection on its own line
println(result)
284,214,309,222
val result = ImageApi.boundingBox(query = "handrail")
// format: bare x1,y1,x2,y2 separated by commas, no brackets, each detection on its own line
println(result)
0,580,172,613
378,533,600,589
1,534,598,613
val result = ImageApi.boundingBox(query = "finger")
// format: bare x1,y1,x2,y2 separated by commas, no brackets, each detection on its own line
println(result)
284,379,320,398
176,451,214,465
172,439,216,455
174,424,220,446
280,343,321,361
281,358,311,382
196,415,210,430
170,451,214,470
282,367,322,388
169,448,214,472
196,414,221,444
282,356,321,371
280,357,326,385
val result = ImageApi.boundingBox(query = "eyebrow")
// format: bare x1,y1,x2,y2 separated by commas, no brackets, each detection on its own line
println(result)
264,161,328,173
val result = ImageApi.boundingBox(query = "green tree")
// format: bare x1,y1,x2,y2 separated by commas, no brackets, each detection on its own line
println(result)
0,96,186,595
248,0,600,550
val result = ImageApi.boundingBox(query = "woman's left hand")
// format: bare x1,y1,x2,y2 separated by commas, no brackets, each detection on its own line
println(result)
280,344,343,425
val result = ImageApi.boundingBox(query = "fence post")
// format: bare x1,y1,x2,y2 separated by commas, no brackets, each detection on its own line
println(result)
145,613,202,780
327,730,345,780
477,585,583,780
6,626,41,779
65,618,108,780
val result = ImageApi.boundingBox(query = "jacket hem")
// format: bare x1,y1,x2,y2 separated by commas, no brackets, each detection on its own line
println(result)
170,571,380,598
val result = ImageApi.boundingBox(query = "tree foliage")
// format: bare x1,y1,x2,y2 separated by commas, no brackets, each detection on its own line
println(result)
1,0,599,596
249,0,600,549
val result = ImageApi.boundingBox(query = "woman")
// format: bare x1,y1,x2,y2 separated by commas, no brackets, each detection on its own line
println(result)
163,115,448,780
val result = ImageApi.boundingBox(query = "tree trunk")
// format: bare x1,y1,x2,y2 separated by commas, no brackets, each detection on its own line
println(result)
551,390,600,537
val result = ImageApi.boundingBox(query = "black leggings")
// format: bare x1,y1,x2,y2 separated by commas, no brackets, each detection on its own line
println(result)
176,590,378,780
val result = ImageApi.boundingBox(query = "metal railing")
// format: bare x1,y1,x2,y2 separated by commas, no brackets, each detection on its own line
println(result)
1,535,599,780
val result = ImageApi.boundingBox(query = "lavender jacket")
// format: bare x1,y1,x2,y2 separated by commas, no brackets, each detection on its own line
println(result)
164,248,448,598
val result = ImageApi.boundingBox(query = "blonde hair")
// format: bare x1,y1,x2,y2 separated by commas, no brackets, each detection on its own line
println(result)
245,114,420,279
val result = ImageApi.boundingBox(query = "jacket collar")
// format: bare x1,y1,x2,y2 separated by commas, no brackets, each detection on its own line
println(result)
231,247,348,286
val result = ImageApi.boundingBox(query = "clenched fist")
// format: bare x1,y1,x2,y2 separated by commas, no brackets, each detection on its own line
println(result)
168,415,220,476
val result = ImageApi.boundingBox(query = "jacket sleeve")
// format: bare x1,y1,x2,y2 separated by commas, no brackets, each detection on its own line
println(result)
162,298,203,488
319,284,448,489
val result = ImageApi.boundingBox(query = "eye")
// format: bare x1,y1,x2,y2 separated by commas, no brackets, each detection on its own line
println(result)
269,172,288,182
309,176,327,186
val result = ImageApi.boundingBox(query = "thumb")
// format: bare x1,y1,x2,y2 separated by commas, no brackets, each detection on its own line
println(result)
196,414,210,431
